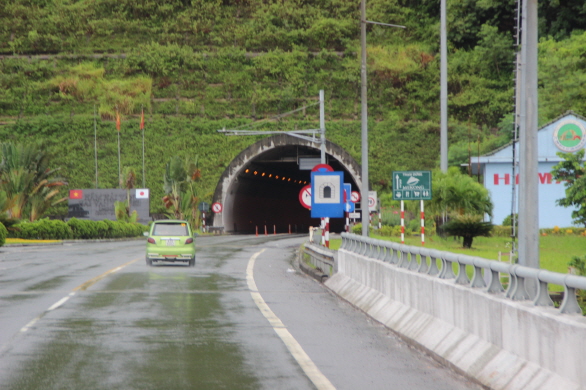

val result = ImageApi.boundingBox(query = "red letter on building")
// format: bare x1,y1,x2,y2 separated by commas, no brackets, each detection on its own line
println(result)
538,173,552,184
493,174,510,185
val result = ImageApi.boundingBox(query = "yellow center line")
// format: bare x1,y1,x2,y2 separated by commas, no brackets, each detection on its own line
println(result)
247,249,336,390
73,258,139,292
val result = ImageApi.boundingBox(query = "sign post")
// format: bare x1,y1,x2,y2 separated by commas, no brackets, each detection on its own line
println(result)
392,171,432,245
343,184,354,232
198,202,210,233
310,165,343,248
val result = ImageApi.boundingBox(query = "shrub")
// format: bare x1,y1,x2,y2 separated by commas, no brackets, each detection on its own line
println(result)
67,218,99,239
439,214,493,249
94,221,109,238
0,222,7,246
408,218,420,233
492,225,513,237
569,256,586,276
9,219,73,239
382,212,401,226
378,225,395,236
8,217,146,240
502,213,518,227
46,219,73,239
553,226,561,234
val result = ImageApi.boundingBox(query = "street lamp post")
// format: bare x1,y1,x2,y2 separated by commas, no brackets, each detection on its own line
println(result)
360,0,405,236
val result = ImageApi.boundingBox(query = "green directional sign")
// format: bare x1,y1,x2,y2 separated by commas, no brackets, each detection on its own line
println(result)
392,171,432,200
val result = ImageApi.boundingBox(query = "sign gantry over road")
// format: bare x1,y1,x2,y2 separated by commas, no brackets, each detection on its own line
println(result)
392,171,432,201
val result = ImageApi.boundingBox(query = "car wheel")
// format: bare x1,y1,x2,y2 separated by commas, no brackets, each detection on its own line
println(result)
189,256,195,267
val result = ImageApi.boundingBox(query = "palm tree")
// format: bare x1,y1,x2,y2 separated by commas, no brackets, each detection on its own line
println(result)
0,189,19,231
427,167,493,219
0,142,67,220
162,155,201,226
115,167,138,222
425,168,493,245
28,180,67,221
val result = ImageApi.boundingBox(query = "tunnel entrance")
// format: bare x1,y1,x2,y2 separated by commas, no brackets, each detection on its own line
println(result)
212,134,362,234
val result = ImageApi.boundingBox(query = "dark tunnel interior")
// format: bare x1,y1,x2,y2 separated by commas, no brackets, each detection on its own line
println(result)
225,145,360,234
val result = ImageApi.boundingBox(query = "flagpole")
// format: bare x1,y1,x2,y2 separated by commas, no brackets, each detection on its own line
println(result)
116,106,121,189
141,106,145,188
94,105,98,188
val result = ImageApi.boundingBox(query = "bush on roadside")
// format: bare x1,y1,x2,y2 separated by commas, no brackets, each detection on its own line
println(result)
0,222,7,246
492,225,513,237
10,219,73,240
539,226,586,236
67,218,99,239
67,218,147,239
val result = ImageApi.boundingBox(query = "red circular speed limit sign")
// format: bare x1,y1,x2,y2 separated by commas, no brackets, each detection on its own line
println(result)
368,197,376,208
212,202,223,213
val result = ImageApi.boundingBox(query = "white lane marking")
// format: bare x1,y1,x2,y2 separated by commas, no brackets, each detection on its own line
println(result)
247,249,336,390
47,292,75,311
20,317,40,333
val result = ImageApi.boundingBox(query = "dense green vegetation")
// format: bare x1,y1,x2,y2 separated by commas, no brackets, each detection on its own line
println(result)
7,218,147,240
1,0,586,218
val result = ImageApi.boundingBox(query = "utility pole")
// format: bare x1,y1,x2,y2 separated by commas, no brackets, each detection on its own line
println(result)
360,0,405,236
440,0,448,172
320,90,326,164
518,0,540,270
360,0,369,236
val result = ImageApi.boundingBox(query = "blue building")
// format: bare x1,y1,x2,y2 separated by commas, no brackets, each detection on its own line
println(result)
473,111,586,228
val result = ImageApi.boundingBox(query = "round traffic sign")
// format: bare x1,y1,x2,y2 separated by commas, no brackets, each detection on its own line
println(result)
299,185,311,209
351,191,360,203
311,163,334,172
368,196,376,208
212,202,223,213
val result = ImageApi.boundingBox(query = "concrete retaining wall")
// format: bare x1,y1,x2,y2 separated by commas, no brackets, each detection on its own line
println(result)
325,249,586,390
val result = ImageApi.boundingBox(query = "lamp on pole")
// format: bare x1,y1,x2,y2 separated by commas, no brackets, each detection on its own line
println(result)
360,0,405,236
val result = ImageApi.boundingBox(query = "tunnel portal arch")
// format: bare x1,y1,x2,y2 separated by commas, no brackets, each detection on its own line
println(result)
212,134,362,234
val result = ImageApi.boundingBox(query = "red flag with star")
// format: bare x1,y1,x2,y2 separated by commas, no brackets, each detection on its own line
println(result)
69,189,83,199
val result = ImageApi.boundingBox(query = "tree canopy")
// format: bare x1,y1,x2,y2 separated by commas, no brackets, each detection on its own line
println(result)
551,149,586,227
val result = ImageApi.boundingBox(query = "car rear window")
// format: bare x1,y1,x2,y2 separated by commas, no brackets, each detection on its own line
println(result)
153,223,189,236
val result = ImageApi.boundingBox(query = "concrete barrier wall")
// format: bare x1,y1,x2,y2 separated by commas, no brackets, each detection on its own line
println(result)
325,249,586,390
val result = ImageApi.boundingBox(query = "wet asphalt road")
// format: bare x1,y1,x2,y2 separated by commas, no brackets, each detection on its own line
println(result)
0,235,480,390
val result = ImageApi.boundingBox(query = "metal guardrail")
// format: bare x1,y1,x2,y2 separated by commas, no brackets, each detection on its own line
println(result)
303,243,335,278
340,233,586,315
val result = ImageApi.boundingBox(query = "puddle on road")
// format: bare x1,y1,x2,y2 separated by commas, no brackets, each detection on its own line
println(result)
1,292,42,302
24,275,70,292
3,271,260,390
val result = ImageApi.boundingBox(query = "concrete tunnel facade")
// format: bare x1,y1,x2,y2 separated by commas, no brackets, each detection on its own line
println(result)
211,134,362,234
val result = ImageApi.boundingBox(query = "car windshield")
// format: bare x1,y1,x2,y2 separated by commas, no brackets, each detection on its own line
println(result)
153,223,189,236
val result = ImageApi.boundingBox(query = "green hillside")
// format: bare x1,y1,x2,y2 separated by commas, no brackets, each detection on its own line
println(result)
1,0,586,218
